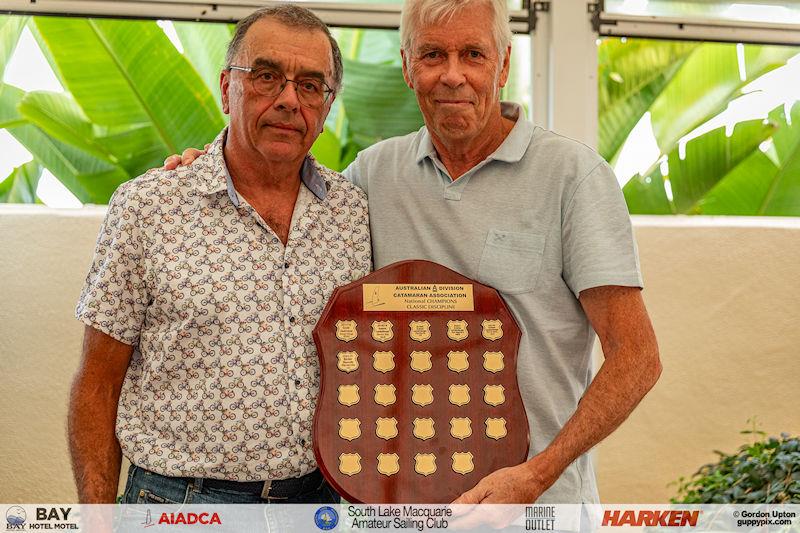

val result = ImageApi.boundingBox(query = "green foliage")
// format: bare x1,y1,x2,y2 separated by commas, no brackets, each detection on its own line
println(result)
672,422,800,504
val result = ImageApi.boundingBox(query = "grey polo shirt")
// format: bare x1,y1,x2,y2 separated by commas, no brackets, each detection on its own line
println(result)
343,102,642,503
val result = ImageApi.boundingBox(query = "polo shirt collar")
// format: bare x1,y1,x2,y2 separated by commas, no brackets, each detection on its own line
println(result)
414,101,534,165
196,128,328,203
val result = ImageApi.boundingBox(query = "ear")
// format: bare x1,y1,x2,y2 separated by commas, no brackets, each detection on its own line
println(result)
498,44,512,88
220,70,231,115
400,49,414,89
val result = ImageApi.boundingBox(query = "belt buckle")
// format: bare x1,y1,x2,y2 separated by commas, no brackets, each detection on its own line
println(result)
260,480,272,499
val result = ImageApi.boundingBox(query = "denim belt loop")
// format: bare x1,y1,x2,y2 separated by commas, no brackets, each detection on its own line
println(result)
192,477,204,494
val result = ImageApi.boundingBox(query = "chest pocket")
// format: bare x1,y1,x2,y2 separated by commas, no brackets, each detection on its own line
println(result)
476,229,546,294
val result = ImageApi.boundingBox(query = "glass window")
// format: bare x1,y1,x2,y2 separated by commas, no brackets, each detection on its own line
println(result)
604,0,800,26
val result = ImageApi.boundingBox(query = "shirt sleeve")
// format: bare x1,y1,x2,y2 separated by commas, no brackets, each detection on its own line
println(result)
342,155,368,195
561,161,643,298
349,192,373,277
75,181,151,345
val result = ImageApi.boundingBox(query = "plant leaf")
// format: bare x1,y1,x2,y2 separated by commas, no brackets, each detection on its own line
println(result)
0,160,42,203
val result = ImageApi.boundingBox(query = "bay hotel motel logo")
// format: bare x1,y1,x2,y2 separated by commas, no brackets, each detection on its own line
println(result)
5,507,77,530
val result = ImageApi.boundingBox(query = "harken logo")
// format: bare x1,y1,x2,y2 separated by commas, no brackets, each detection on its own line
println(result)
158,512,222,526
603,510,700,527
5,507,26,531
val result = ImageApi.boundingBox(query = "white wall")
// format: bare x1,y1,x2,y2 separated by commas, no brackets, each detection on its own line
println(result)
1,206,798,502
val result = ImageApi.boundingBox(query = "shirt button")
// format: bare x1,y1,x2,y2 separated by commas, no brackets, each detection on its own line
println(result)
284,262,290,269
289,316,296,324
295,379,301,387
300,439,306,446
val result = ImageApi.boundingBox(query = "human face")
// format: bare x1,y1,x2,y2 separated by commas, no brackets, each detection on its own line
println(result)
401,3,510,146
221,19,336,165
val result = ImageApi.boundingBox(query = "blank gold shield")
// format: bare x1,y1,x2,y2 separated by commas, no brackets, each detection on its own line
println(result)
338,418,361,441
409,320,432,342
335,320,358,342
338,384,360,406
410,351,433,372
375,417,398,440
412,418,435,440
414,453,437,476
450,417,472,440
371,320,394,343
447,351,469,373
483,384,506,406
483,351,505,373
411,384,434,406
374,384,397,406
452,452,474,475
447,320,469,341
339,453,362,476
448,384,470,406
373,351,396,373
337,351,359,373
485,417,507,440
481,319,503,341
377,453,400,476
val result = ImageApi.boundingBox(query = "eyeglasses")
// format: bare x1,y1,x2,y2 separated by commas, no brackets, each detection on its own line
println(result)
227,65,335,108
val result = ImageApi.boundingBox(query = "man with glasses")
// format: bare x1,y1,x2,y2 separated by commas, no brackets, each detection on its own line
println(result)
70,5,370,504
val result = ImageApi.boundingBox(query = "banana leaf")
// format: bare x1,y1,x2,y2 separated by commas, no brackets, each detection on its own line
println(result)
0,15,27,78
0,160,41,203
173,21,233,108
624,118,775,214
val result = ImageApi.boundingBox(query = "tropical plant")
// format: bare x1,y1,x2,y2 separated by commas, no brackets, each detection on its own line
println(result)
600,37,800,215
0,15,422,204
672,421,800,504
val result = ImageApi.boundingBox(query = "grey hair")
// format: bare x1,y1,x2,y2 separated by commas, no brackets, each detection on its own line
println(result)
400,0,512,58
225,5,343,92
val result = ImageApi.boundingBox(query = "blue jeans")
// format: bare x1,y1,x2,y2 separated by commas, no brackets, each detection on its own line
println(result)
120,464,340,504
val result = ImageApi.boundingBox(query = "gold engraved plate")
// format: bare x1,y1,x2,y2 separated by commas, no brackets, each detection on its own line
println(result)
339,453,362,476
412,418,435,440
414,453,437,476
447,351,469,373
373,351,396,373
335,320,358,342
338,418,361,441
448,384,471,406
375,417,398,440
377,453,400,476
363,284,474,312
338,384,360,406
452,452,475,475
410,351,433,373
337,351,359,373
481,319,504,341
371,321,394,343
485,417,508,440
411,384,434,407
450,417,472,440
409,320,432,342
483,351,505,373
447,320,469,341
374,384,397,406
483,384,506,406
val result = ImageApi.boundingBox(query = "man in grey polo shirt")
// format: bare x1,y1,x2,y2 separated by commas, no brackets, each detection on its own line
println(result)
344,0,661,516
167,0,661,517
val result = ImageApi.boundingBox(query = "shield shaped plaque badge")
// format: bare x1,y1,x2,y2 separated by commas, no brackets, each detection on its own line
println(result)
339,453,362,476
411,384,434,406
338,418,361,441
373,351,395,373
409,320,432,342
410,351,433,372
313,259,528,503
374,384,397,406
414,453,437,476
377,453,400,476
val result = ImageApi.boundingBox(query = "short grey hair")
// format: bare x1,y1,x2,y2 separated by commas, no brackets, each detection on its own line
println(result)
400,0,512,58
225,5,343,91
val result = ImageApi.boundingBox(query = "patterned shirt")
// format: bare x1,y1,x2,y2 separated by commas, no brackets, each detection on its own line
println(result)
76,129,371,481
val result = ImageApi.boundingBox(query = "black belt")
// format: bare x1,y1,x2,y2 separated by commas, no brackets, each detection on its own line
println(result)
197,469,324,499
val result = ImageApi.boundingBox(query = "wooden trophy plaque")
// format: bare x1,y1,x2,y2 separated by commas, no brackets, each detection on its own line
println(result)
312,260,529,503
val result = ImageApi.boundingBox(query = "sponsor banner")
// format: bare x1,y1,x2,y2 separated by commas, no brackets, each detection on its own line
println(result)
1,504,797,532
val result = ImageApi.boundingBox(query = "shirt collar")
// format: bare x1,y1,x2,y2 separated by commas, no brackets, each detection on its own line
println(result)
414,101,534,165
195,127,328,203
